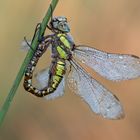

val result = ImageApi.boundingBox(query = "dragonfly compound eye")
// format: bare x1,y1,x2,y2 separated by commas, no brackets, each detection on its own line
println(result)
50,16,70,33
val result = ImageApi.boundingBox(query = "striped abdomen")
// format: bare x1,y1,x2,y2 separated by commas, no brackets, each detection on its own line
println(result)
23,43,66,97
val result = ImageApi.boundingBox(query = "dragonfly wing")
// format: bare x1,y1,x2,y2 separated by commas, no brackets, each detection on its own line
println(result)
20,40,31,51
68,60,124,119
73,45,140,81
35,68,65,100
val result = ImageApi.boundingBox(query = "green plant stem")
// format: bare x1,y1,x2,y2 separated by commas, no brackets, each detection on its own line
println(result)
0,0,59,127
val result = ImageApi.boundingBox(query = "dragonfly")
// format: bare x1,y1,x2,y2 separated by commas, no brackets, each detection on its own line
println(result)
23,15,140,120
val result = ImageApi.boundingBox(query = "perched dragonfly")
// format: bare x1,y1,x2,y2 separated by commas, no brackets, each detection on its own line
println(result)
23,16,140,120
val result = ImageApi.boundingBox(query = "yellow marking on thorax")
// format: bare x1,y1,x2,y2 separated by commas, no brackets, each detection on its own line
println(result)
56,34,71,59
57,46,68,59
57,33,71,49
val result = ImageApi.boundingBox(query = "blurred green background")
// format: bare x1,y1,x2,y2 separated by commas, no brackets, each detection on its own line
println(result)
1,0,140,140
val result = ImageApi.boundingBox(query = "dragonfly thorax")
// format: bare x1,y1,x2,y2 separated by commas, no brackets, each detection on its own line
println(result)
51,33,73,60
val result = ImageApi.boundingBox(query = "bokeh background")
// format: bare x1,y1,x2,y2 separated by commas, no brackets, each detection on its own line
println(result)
1,0,140,140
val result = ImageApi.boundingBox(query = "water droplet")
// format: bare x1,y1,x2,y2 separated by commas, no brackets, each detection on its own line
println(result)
81,59,85,63
119,56,123,59
123,65,127,68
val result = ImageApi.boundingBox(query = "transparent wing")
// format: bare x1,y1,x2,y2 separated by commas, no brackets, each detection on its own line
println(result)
20,40,31,51
73,45,140,81
68,59,124,119
35,68,65,100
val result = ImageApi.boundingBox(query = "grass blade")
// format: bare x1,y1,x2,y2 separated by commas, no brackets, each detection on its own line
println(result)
0,0,59,127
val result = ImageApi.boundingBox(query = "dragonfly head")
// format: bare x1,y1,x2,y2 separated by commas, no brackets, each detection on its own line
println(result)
50,16,70,33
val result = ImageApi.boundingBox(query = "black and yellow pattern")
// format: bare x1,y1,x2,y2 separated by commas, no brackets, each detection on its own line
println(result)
24,34,72,97
23,16,74,97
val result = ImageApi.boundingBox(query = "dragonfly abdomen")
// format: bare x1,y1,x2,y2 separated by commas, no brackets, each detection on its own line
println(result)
49,59,66,90
24,51,66,97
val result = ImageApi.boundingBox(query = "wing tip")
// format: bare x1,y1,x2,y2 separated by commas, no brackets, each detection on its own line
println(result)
111,112,125,120
103,109,125,120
